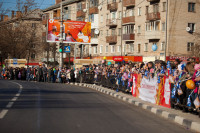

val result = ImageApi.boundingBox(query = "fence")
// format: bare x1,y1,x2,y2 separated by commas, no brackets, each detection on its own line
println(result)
76,73,200,113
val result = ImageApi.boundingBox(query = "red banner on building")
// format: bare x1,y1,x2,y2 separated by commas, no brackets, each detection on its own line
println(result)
47,19,91,44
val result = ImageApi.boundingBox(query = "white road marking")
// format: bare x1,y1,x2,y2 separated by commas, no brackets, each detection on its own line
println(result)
15,93,20,97
0,110,8,119
6,102,14,108
11,97,18,101
0,81,23,119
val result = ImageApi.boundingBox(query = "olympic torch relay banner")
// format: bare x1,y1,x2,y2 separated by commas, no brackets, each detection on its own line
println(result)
138,77,158,104
47,19,91,44
132,74,171,108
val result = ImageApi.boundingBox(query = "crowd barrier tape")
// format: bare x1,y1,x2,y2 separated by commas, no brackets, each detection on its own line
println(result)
132,74,171,108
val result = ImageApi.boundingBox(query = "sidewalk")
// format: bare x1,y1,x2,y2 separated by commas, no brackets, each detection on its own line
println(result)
70,82,200,133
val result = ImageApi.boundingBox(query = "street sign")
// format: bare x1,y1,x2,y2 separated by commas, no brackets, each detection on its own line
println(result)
13,58,18,65
64,46,71,53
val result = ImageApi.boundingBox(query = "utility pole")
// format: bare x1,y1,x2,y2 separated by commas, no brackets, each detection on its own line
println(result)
164,0,168,61
59,1,64,68
120,1,123,56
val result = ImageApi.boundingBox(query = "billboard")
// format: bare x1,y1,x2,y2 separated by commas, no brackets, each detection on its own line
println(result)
47,19,91,44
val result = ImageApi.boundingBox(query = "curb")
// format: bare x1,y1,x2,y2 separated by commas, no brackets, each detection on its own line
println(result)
70,83,200,133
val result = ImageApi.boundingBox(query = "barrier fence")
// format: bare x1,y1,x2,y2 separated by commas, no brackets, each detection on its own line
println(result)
77,73,200,113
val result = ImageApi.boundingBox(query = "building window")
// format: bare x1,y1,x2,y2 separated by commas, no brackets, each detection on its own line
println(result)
91,29,98,38
100,30,103,36
146,6,149,14
100,45,103,53
105,46,108,53
31,53,35,59
162,22,165,31
138,7,141,16
188,3,195,12
32,23,36,28
153,4,159,13
106,30,109,36
144,43,148,52
123,44,125,52
111,28,116,36
163,2,166,12
89,46,92,55
117,45,121,52
130,44,134,52
187,42,194,51
138,44,141,53
161,42,165,51
111,12,117,19
89,14,94,23
85,46,88,54
90,0,98,7
93,46,97,54
119,11,121,19
118,28,121,36
155,21,160,31
111,45,115,53
188,23,195,32
138,26,141,34
100,15,103,23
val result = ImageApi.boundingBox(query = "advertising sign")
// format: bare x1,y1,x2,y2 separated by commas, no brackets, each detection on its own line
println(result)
47,19,91,44
13,58,18,65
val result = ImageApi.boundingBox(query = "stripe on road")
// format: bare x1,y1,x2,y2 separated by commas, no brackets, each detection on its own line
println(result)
0,81,23,119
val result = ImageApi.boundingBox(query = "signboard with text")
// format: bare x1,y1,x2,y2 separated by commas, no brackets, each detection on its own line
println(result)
47,19,91,44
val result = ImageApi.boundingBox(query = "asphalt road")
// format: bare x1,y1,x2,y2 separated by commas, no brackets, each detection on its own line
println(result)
0,80,193,133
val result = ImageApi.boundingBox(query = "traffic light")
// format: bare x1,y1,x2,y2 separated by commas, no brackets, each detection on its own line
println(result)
59,45,63,52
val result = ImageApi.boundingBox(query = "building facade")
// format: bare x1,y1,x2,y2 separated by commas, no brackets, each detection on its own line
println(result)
43,0,200,62
0,8,46,66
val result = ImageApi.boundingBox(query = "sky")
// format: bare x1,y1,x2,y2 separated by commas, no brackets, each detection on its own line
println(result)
1,0,55,15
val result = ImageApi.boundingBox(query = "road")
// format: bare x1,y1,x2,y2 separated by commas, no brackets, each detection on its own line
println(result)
0,80,193,133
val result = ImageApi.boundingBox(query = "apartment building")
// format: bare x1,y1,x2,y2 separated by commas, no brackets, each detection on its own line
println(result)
0,8,46,66
43,0,200,62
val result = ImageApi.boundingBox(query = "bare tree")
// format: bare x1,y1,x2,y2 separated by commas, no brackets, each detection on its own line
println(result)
0,2,10,16
191,32,200,58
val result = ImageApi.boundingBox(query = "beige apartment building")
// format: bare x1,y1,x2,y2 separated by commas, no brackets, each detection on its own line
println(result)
43,0,200,62
0,8,46,66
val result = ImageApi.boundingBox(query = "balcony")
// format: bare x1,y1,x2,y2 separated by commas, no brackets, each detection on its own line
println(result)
145,31,161,40
89,6,98,15
123,0,135,7
123,34,135,41
107,2,118,11
147,0,160,2
42,19,47,25
146,12,160,21
122,16,135,24
77,10,85,17
106,19,118,27
106,35,117,43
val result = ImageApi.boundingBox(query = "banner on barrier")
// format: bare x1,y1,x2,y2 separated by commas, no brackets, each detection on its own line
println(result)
132,74,171,108
139,77,157,104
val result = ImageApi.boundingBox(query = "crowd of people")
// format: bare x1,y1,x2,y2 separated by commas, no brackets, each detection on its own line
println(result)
0,58,200,112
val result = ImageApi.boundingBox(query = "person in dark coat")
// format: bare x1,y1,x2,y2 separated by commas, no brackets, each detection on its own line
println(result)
70,67,75,83
38,65,43,82
9,67,14,80
42,65,48,82
21,68,26,80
